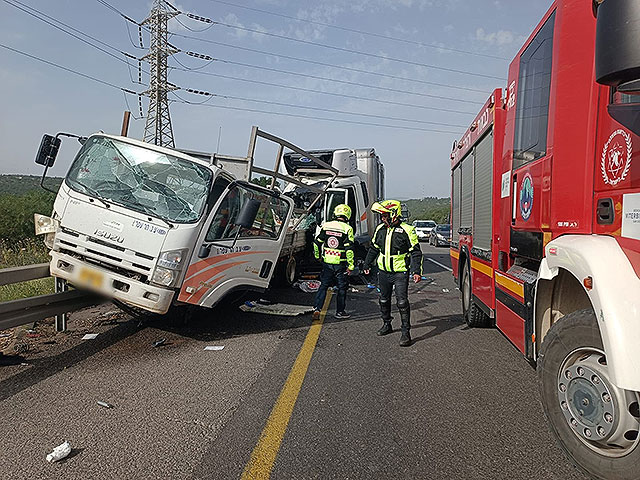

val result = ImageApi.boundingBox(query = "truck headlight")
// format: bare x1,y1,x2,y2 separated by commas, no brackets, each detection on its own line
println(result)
151,267,175,287
152,249,188,287
34,214,59,235
157,249,187,269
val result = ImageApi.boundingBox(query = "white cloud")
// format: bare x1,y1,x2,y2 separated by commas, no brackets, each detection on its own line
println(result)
475,27,518,46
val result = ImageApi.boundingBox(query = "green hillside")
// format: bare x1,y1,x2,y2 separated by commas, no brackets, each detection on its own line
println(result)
404,197,450,224
0,175,63,195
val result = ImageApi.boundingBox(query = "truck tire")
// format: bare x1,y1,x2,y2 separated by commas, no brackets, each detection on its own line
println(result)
461,261,490,327
537,309,640,480
284,255,298,286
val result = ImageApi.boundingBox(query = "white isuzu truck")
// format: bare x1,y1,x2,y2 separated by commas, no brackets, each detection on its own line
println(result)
33,127,337,314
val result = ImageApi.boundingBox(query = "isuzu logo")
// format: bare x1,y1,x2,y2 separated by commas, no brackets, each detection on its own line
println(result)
94,229,124,244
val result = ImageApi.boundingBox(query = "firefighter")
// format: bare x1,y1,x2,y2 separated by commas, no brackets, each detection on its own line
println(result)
363,200,422,346
312,204,355,320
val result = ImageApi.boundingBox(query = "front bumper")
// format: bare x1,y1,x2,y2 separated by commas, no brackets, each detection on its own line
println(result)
416,231,430,240
50,250,175,314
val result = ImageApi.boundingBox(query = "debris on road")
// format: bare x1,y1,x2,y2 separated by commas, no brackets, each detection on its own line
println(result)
97,400,114,409
442,288,450,293
204,345,225,351
349,287,359,293
293,280,321,293
46,441,71,463
240,302,314,316
152,338,167,348
81,333,99,340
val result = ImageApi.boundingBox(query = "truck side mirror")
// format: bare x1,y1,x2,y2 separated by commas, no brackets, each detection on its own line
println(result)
197,244,212,258
35,134,61,167
235,198,262,229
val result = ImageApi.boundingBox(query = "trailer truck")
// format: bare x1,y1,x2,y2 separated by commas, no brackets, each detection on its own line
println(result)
449,1,640,477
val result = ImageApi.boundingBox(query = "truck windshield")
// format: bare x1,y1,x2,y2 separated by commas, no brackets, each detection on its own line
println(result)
66,136,212,223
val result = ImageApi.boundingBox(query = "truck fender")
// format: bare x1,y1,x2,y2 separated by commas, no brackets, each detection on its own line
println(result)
535,234,640,392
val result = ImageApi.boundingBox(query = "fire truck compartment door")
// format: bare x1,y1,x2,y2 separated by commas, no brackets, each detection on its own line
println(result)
178,182,293,308
538,235,640,391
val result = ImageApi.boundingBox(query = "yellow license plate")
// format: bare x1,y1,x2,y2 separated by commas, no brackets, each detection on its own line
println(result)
78,267,104,289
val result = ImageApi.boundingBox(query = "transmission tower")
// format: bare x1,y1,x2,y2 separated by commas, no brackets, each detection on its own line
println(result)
141,0,179,147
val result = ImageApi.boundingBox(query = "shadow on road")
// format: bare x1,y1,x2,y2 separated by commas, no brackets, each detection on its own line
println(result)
411,313,466,344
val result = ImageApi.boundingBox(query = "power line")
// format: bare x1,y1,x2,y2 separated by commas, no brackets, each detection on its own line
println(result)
212,20,505,81
0,42,137,94
204,0,509,61
181,52,483,106
2,0,148,79
173,67,477,116
171,92,461,134
172,33,488,94
183,88,469,127
0,41,462,135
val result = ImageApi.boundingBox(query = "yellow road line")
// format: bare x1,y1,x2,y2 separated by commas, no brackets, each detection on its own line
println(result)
241,290,333,480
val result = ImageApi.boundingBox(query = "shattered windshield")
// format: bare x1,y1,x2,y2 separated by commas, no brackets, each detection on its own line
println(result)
66,136,212,223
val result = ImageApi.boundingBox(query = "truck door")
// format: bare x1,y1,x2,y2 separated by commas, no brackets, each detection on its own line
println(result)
178,182,293,308
324,188,347,223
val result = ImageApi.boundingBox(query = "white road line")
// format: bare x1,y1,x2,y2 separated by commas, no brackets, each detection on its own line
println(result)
426,257,453,272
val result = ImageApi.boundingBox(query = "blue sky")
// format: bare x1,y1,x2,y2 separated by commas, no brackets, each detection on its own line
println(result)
0,0,551,198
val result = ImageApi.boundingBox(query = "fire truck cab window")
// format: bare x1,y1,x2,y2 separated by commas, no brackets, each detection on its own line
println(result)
513,11,555,169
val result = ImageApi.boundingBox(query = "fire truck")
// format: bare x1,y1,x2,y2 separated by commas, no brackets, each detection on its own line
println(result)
449,0,640,477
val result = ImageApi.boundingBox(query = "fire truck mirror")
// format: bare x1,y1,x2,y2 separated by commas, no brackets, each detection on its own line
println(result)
35,134,61,167
595,0,640,86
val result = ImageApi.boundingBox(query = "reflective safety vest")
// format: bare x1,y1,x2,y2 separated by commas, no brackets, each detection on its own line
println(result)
365,222,423,274
314,220,355,269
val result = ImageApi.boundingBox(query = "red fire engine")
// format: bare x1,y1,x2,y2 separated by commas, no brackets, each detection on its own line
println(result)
450,0,640,477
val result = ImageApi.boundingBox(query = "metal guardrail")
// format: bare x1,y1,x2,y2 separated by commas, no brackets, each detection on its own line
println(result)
0,264,99,331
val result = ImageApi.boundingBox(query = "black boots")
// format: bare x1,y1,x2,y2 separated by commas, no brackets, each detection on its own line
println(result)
398,301,411,347
399,330,412,347
377,322,392,336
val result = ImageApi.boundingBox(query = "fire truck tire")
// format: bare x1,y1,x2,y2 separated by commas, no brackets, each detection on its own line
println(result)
461,262,490,328
538,309,640,480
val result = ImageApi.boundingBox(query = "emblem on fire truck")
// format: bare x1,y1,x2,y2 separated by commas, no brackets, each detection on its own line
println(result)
519,173,533,221
601,129,632,186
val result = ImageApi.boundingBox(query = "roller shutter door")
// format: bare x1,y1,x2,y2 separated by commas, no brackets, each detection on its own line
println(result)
473,130,493,252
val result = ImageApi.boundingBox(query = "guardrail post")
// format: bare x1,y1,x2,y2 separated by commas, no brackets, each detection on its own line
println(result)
55,278,68,332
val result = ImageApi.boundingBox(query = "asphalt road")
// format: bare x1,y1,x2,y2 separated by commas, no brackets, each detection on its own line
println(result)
0,244,588,480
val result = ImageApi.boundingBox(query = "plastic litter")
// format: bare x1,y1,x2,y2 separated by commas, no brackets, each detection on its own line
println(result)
442,288,450,293
297,280,321,293
349,287,359,293
81,333,98,340
257,298,272,305
152,338,167,348
204,345,225,351
46,441,71,463
366,284,376,289
97,400,113,409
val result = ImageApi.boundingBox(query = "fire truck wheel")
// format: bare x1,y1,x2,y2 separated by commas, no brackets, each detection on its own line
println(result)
538,309,640,480
461,261,490,327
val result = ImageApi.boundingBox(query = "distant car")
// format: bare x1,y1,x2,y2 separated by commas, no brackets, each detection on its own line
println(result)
429,224,451,247
412,220,437,241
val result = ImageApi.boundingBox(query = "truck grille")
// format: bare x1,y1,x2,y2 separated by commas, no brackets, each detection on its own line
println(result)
56,227,154,282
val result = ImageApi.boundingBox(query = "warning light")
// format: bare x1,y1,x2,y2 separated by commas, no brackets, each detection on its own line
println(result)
583,276,593,290
549,247,558,255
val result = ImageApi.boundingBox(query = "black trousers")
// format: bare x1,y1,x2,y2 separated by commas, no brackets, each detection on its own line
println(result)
314,263,348,313
378,270,411,332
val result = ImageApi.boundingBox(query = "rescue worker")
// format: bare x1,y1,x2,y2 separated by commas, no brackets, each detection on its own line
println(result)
312,204,355,319
363,200,422,347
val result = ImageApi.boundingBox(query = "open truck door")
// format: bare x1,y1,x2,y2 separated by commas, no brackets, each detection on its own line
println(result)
178,181,294,307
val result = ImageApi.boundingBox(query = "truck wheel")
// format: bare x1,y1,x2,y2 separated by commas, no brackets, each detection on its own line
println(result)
284,256,298,286
537,309,640,479
461,261,490,327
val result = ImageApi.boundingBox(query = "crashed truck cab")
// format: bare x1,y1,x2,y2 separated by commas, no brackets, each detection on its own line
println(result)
34,131,296,314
